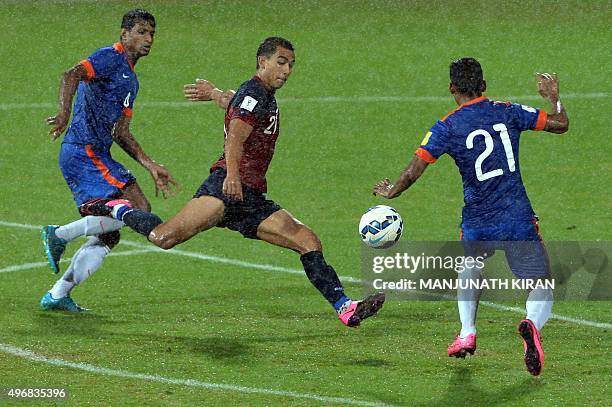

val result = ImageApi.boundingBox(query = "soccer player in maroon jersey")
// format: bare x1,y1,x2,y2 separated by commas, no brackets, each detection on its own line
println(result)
91,37,385,327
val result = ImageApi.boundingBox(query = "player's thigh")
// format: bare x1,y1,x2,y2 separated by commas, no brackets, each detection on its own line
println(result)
501,219,548,278
504,241,551,280
152,196,226,243
257,209,322,254
120,181,150,211
60,144,135,208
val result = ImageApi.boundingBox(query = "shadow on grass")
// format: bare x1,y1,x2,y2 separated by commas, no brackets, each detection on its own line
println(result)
144,332,333,361
163,336,251,360
424,366,544,407
26,308,334,362
15,310,129,339
359,365,544,407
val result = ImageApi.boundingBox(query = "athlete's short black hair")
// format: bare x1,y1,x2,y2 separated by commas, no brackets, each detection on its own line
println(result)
121,9,156,31
450,57,484,97
256,37,294,68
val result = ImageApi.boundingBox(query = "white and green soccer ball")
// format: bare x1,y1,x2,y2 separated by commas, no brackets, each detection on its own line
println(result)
359,205,403,249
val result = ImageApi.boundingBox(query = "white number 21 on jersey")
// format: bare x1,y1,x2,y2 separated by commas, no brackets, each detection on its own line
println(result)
264,108,279,135
466,123,515,182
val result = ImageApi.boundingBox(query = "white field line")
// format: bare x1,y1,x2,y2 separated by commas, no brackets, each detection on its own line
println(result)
1,220,610,329
478,301,612,330
0,249,155,274
0,343,395,407
0,92,610,110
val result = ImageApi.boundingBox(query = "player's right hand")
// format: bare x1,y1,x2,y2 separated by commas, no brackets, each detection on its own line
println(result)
46,111,70,140
373,178,398,199
223,174,243,201
184,79,217,102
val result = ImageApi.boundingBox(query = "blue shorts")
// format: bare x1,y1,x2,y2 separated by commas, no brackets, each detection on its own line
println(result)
193,168,281,239
461,218,550,279
59,143,135,207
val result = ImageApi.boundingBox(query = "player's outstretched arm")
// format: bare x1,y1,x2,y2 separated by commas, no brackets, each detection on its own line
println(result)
46,64,89,140
112,115,179,198
536,73,569,134
223,118,253,201
184,79,236,110
373,155,429,199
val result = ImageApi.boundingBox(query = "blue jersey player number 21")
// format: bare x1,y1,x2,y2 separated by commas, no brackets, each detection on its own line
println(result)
373,58,568,377
417,96,547,228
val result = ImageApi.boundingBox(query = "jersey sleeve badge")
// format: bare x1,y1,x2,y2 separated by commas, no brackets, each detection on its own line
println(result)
240,96,259,112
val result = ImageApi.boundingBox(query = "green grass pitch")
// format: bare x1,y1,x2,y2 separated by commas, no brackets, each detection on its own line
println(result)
0,1,610,405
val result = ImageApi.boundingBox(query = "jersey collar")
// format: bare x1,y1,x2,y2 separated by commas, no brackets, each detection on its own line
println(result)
113,42,135,71
253,75,275,95
442,95,488,122
459,95,488,107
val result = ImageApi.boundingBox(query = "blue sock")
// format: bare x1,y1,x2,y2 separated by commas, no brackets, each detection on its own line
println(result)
114,205,132,221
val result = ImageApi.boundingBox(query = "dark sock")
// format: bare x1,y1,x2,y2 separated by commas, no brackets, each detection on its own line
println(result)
300,251,348,308
120,209,163,237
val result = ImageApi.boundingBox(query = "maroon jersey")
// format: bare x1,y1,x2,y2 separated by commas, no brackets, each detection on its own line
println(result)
211,76,280,193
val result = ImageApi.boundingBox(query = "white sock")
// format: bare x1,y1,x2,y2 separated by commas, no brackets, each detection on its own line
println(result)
49,239,89,298
526,287,553,331
49,237,110,298
457,263,483,338
55,216,124,242
49,279,75,299
458,301,478,338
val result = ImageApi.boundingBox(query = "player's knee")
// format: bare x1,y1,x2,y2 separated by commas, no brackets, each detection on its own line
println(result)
121,192,150,211
120,181,151,211
298,227,322,254
98,231,121,249
149,229,178,250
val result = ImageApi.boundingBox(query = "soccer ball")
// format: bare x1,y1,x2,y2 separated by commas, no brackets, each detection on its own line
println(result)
359,205,403,249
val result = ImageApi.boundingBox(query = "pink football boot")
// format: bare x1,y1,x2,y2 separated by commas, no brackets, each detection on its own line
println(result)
518,319,545,376
338,292,385,327
448,333,477,358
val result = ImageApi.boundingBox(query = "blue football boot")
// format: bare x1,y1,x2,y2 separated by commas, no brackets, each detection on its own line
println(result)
42,225,67,274
40,292,90,313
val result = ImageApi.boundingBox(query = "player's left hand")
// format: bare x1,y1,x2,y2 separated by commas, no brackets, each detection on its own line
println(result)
148,163,179,199
535,72,559,101
373,178,398,199
184,79,217,102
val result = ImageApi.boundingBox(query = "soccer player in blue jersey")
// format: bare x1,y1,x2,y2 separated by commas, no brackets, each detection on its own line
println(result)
40,9,177,312
373,58,568,376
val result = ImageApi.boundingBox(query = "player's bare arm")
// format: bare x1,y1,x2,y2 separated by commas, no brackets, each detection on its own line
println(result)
112,114,178,198
183,79,236,110
223,118,253,201
536,72,569,134
46,63,89,140
373,155,429,199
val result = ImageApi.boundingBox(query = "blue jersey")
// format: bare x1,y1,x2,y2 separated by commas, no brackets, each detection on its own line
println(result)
63,42,138,151
417,97,547,227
